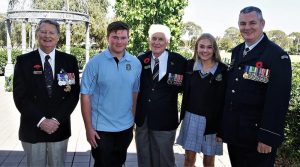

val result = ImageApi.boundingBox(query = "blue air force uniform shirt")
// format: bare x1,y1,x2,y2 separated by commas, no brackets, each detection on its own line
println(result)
81,49,142,132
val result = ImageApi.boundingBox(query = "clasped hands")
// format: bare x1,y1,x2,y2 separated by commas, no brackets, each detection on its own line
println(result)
40,119,60,134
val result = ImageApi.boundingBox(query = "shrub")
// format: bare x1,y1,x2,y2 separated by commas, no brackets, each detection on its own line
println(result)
0,48,21,75
60,46,99,69
276,63,300,165
5,75,13,92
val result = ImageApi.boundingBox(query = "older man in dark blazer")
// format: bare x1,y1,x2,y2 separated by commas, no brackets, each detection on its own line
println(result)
135,24,187,167
13,19,80,167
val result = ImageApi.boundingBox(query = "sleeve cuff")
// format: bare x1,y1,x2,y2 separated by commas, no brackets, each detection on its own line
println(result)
37,117,46,127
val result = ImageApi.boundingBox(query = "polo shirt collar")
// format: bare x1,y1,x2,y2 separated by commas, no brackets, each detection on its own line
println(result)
104,48,132,62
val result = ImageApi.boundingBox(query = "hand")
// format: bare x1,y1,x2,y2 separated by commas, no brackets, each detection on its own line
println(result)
257,142,272,154
86,128,100,149
216,137,223,142
40,119,60,134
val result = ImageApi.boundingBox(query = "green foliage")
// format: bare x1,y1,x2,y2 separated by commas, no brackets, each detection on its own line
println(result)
267,30,289,51
218,27,243,52
182,22,202,50
4,75,13,92
277,63,300,165
0,48,21,74
114,0,188,55
60,46,99,69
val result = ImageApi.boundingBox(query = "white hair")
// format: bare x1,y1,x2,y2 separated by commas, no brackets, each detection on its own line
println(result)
148,24,171,42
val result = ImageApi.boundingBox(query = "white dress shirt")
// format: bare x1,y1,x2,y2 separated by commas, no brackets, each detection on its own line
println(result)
151,50,168,81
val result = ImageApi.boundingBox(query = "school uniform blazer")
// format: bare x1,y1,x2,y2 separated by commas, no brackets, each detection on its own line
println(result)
13,49,80,143
135,50,187,131
222,33,292,148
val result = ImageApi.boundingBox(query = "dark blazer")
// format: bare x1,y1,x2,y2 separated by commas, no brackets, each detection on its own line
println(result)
180,59,227,136
13,49,80,143
135,50,187,131
222,33,292,148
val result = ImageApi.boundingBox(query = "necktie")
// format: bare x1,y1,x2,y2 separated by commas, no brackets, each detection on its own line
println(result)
152,58,159,82
44,55,53,97
243,47,250,57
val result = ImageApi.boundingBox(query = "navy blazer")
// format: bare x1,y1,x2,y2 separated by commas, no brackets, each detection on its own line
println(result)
222,33,292,148
135,50,187,131
13,49,80,143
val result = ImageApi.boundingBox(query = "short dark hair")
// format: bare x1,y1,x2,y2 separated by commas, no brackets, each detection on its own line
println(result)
240,6,264,21
36,19,60,34
107,21,129,37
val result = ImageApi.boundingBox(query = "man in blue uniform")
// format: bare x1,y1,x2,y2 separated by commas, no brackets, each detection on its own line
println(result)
222,6,292,166
81,21,142,167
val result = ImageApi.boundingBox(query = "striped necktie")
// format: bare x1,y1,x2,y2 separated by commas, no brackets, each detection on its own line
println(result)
152,58,159,82
44,55,53,97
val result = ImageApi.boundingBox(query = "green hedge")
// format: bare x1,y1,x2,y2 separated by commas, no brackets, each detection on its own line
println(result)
276,63,300,165
0,48,21,75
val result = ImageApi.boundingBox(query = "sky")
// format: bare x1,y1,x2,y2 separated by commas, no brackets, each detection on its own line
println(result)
1,0,299,37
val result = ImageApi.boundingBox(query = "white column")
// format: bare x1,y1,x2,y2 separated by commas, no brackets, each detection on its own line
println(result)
21,20,27,54
85,22,90,65
65,20,71,54
5,20,14,77
31,23,36,50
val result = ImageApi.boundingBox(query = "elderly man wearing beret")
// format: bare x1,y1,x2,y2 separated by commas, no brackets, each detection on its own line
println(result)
135,24,187,167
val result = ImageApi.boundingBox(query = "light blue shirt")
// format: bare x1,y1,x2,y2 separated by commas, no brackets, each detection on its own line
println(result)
80,48,142,132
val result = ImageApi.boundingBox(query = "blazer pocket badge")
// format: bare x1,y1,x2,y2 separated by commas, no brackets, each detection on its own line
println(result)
167,73,183,86
33,64,42,74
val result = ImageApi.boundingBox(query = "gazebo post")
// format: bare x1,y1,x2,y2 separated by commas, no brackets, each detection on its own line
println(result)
65,20,71,54
21,19,27,54
4,19,14,89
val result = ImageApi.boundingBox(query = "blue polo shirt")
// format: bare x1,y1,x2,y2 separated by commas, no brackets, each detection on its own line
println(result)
80,48,142,132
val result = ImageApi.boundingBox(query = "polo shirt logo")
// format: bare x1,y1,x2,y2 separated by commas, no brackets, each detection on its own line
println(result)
126,64,131,71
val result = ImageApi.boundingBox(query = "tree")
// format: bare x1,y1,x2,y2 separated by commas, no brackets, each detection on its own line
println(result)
288,32,300,55
218,37,234,52
182,21,202,50
267,30,288,50
114,0,188,55
223,27,243,47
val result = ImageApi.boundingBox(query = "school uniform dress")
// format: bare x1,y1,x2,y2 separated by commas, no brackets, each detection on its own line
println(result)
177,59,227,155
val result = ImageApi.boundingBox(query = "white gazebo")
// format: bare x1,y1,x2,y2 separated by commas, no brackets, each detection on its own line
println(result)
4,0,90,77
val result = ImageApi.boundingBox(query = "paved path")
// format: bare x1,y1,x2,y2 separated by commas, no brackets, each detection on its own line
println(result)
0,76,231,167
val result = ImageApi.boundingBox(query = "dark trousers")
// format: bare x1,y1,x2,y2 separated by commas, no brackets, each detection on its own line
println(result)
91,126,133,167
227,144,277,167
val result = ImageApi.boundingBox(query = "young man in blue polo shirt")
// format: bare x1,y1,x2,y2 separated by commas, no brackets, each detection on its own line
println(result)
80,21,142,167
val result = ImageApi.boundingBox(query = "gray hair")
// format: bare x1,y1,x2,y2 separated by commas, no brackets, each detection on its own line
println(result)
36,19,60,34
240,6,264,21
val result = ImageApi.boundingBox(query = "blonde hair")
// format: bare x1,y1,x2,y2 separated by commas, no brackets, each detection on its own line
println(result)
193,33,221,70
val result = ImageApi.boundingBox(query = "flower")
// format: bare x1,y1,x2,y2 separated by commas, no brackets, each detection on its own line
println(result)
33,64,42,70
256,61,263,68
144,58,150,64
